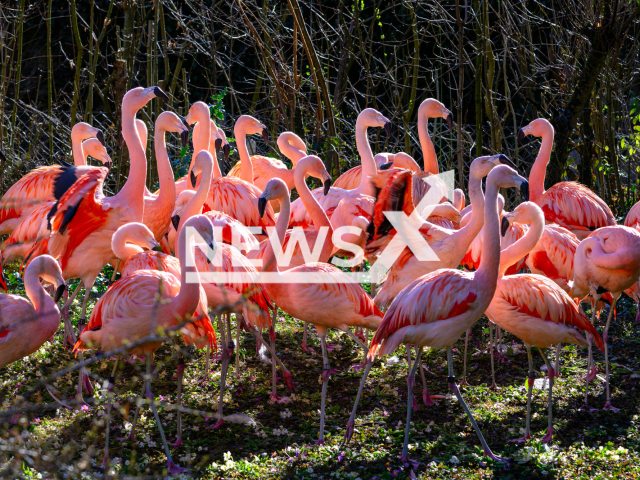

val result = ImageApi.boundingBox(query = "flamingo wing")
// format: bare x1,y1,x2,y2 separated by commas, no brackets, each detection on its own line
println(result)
0,295,36,345
334,166,363,190
625,201,640,228
527,225,578,287
541,182,616,231
206,177,275,228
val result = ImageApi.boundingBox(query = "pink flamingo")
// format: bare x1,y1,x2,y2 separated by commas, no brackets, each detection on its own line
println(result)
74,215,216,472
486,202,604,443
228,131,308,193
185,102,276,229
624,204,640,321
570,225,640,411
345,164,529,466
0,123,109,235
519,119,615,239
0,255,66,367
334,152,421,191
258,177,383,444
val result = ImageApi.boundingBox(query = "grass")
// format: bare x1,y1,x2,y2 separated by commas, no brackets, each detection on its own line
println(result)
1,264,640,479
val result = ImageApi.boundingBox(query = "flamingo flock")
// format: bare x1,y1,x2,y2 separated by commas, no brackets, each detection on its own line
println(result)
1,88,640,473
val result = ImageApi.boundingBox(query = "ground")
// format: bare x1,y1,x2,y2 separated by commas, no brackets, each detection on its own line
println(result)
1,264,639,479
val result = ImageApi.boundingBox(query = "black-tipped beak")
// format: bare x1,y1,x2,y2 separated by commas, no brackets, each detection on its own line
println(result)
517,128,526,143
258,197,267,218
153,243,164,252
54,283,67,303
520,181,529,201
380,162,394,170
262,127,269,145
497,154,516,169
118,132,125,149
214,138,222,155
153,87,170,101
181,117,189,128
105,161,112,171
190,170,197,188
259,228,268,236
501,216,510,237
96,130,106,147
180,130,189,148
223,144,230,163
323,178,332,196
207,242,215,264
171,215,180,231
384,122,391,137
446,113,453,130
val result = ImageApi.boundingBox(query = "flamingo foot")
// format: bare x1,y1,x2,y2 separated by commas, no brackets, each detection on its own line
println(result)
343,420,354,445
116,432,135,443
636,310,640,323
579,404,597,413
82,369,94,395
458,377,468,387
399,454,419,468
412,396,419,411
508,433,531,443
603,402,620,412
423,389,435,406
301,342,316,355
172,436,183,447
211,419,225,429
269,394,292,404
583,366,597,382
541,428,554,443
355,329,366,343
483,448,509,464
283,371,295,393
101,451,110,467
325,343,338,352
489,382,498,391
167,461,188,474
315,439,325,446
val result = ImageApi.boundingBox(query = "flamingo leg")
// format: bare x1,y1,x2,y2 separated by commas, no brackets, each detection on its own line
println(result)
249,327,295,393
123,382,146,443
418,355,435,406
345,328,368,371
109,260,119,285
173,342,184,447
554,344,561,378
497,326,503,362
213,314,233,429
511,345,533,443
268,310,290,403
145,355,186,474
102,354,120,466
583,305,598,411
405,347,418,411
235,314,242,379
447,348,507,464
460,328,470,386
204,344,211,381
61,282,82,347
400,347,422,465
343,359,374,445
603,296,619,412
540,348,555,442
489,322,497,389
301,321,315,354
317,336,331,445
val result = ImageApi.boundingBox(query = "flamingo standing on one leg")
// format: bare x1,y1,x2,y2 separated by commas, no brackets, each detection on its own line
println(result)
258,177,383,444
74,215,216,472
0,255,66,367
570,225,640,411
0,123,109,235
486,202,604,443
518,119,615,239
344,164,529,466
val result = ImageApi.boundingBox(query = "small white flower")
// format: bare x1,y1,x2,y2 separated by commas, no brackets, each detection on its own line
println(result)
449,455,460,465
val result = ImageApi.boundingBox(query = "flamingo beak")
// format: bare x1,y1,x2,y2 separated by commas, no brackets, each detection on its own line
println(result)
190,170,198,188
519,180,530,201
223,144,231,163
96,130,106,147
214,138,222,155
171,215,180,231
54,283,67,303
262,127,269,145
517,128,527,143
496,154,516,169
105,161,112,171
323,178,332,196
258,196,268,218
181,117,189,128
380,162,394,170
445,112,453,130
384,122,391,137
180,130,189,148
501,216,510,237
153,86,169,101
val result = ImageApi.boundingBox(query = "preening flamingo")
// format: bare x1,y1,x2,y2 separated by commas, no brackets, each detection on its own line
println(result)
519,118,615,239
0,123,108,235
345,164,529,466
74,215,216,473
486,202,604,443
228,131,308,193
0,255,66,368
570,225,640,411
367,154,517,310
258,177,383,444
185,102,276,229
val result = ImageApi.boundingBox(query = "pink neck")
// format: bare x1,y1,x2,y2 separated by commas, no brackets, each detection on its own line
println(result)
147,125,177,229
529,129,553,204
279,141,305,166
234,126,254,185
173,223,202,320
191,119,222,179
499,213,544,277
176,163,212,254
452,169,485,250
418,106,438,175
263,194,290,273
24,270,60,346
355,118,378,196
116,106,147,222
474,180,501,287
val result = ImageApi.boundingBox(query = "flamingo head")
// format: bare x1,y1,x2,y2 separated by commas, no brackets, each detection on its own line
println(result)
72,122,105,146
358,108,391,136
419,98,453,129
235,115,269,145
297,155,332,196
259,178,289,218
27,255,67,303
190,150,214,188
185,101,211,127
183,214,216,261
157,111,190,148
124,87,169,112
518,118,554,142
501,202,543,237
469,154,517,182
486,164,529,200
82,138,112,170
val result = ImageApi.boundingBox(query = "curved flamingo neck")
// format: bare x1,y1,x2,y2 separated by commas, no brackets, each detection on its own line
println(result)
355,117,378,196
499,211,544,277
148,124,177,223
234,124,254,185
529,127,554,204
453,168,485,247
24,269,56,319
475,179,501,287
71,133,86,167
263,194,290,273
112,230,144,262
117,104,147,222
279,140,305,166
294,165,333,263
418,105,438,175
177,166,212,254
173,222,201,319
191,117,222,179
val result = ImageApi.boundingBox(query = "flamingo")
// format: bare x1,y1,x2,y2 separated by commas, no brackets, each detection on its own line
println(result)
0,255,66,367
184,102,276,229
27,87,166,329
142,111,189,241
74,215,216,472
334,152,421,191
0,123,109,235
344,164,529,466
258,177,383,444
228,131,308,193
624,204,640,321
518,118,615,239
570,225,640,411
367,154,517,310
485,202,604,443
